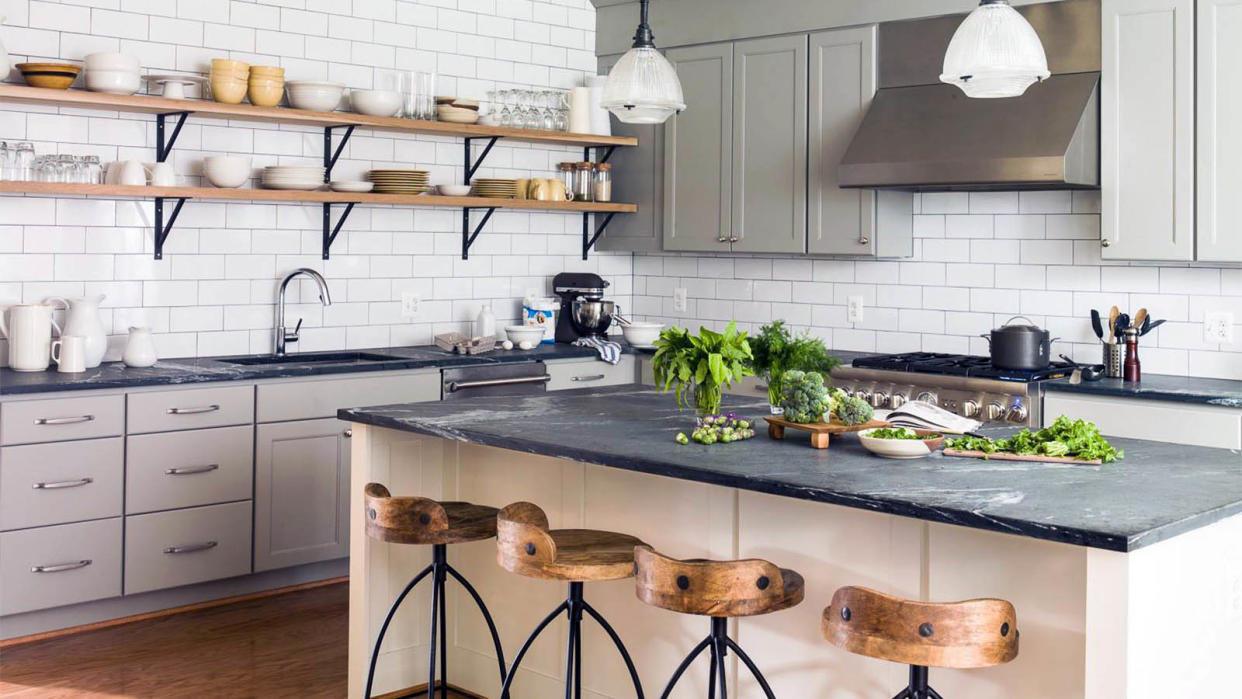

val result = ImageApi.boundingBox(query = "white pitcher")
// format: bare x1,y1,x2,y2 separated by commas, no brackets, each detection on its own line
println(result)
46,295,107,368
122,326,157,367
0,304,61,371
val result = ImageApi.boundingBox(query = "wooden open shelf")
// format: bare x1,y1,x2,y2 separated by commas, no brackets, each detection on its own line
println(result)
0,84,637,148
0,181,638,213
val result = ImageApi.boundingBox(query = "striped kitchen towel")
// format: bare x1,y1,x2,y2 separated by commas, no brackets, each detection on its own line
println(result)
573,336,622,365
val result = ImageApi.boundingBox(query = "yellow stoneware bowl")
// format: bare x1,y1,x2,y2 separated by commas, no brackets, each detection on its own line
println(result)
17,62,81,90
210,77,248,104
247,79,285,107
211,58,249,75
250,64,284,76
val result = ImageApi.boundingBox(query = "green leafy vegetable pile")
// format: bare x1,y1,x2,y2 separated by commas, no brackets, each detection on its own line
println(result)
652,322,754,416
749,320,841,406
947,416,1123,463
867,427,941,440
676,413,756,445
777,370,834,423
835,394,874,426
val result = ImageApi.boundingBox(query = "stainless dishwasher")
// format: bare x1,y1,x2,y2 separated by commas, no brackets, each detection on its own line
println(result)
441,362,551,401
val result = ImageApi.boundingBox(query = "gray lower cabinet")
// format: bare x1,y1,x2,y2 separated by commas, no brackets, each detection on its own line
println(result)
664,42,734,252
253,418,350,572
0,518,123,615
0,438,123,531
595,54,665,253
125,501,252,595
125,425,254,514
731,34,808,254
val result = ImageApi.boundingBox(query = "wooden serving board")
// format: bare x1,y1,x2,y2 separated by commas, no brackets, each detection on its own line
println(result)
764,417,891,449
942,449,1103,465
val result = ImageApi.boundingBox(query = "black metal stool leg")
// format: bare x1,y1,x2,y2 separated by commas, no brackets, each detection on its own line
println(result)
723,637,775,699
658,636,711,699
427,551,441,699
926,687,944,699
499,599,571,699
445,563,507,684
711,618,728,699
707,641,717,699
364,564,434,699
582,598,645,698
564,582,581,699
437,554,448,699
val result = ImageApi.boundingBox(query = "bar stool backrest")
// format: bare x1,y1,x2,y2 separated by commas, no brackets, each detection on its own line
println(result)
823,586,1019,669
497,501,559,570
364,482,449,544
634,545,790,617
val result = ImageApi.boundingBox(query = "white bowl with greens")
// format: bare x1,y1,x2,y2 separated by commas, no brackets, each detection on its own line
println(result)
857,427,945,459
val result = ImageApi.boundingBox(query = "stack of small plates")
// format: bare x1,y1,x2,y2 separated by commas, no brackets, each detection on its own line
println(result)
262,166,326,190
366,169,431,194
472,178,518,199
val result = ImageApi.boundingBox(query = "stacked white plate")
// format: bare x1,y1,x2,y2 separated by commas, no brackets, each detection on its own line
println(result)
261,166,326,191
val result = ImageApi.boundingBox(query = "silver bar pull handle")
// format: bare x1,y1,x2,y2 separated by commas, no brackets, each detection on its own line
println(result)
166,404,220,415
34,415,95,426
164,541,218,555
165,464,219,476
446,375,551,393
33,477,94,490
571,374,607,382
32,560,92,573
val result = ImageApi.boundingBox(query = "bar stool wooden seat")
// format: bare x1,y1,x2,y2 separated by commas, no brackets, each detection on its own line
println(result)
362,483,507,699
822,586,1019,699
496,501,647,699
634,545,805,699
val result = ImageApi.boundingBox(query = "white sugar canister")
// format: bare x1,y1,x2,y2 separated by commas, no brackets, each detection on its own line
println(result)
522,296,558,344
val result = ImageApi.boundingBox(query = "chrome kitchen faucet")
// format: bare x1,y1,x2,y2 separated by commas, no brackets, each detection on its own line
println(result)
274,267,332,356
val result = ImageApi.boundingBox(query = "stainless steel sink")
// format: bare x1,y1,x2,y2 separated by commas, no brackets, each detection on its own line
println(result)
219,351,403,366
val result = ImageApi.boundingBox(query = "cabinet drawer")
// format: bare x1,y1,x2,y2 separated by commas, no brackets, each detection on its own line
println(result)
124,501,252,595
1,438,124,531
545,356,637,391
0,395,124,445
126,426,253,514
127,385,254,434
257,371,440,423
0,518,122,615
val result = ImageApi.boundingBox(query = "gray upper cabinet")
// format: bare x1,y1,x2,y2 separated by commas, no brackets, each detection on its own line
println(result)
1196,0,1242,261
663,42,734,252
731,35,808,254
595,54,664,253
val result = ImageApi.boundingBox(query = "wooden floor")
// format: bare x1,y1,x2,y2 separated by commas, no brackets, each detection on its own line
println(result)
0,582,467,699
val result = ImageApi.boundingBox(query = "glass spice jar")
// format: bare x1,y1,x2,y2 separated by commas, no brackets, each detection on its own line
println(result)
574,161,594,202
558,162,576,201
593,162,612,202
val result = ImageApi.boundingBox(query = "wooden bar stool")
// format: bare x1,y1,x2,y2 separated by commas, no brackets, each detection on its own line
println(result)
821,586,1019,699
495,501,647,699
634,545,805,699
362,483,507,699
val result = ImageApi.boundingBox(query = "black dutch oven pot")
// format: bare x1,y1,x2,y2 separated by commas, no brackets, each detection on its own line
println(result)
982,316,1058,370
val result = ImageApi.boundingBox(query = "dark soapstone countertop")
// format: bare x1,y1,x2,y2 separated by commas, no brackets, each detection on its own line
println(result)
1043,373,1242,408
340,385,1242,553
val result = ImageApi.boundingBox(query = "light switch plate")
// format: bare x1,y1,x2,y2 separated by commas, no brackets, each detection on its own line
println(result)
847,296,865,323
400,292,421,319
673,287,687,313
1204,311,1234,344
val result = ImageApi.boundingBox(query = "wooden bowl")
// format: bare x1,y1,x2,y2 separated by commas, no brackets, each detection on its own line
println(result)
17,62,81,90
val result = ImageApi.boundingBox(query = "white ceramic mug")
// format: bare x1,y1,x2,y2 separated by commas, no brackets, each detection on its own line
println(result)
143,162,175,187
51,335,87,373
117,160,146,186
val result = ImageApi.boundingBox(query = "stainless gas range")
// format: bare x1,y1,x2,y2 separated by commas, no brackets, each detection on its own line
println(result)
831,353,1075,428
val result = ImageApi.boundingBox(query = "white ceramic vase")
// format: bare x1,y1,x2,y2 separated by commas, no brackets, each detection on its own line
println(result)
122,326,157,367
46,295,107,368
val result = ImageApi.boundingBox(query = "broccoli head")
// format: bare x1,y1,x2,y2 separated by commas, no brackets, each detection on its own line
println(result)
777,370,832,423
834,394,874,426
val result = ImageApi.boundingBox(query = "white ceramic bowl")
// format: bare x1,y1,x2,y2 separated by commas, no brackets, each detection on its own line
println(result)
350,88,402,117
285,81,345,112
85,69,140,95
85,52,139,71
330,181,374,193
202,156,252,188
621,322,663,347
437,184,472,197
857,428,945,459
505,325,546,346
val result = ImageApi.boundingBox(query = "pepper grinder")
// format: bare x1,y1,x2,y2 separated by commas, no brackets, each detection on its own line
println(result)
1123,326,1141,382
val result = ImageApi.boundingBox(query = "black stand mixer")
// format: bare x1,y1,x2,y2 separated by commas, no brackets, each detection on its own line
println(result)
553,272,614,343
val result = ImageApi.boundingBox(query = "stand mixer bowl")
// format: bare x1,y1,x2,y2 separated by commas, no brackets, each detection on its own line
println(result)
571,299,616,337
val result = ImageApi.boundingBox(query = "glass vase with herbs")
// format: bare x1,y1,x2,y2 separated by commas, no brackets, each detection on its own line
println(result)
652,322,754,417
748,320,841,413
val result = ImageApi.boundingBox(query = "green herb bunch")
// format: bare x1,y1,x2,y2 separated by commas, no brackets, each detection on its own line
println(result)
868,427,941,440
947,415,1123,463
749,320,841,406
652,322,754,416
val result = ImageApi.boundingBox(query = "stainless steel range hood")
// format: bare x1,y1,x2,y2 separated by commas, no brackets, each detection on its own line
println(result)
839,0,1101,192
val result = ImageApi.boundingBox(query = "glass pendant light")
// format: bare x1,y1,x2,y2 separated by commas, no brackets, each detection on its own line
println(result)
940,0,1051,99
601,0,685,124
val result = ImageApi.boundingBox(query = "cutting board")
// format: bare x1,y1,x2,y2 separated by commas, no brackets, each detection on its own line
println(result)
942,449,1103,465
764,416,890,449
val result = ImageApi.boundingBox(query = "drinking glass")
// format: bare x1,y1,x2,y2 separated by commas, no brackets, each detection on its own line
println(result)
415,71,436,120
498,89,513,127
56,154,76,183
83,155,102,184
15,142,34,181
399,71,417,118
554,91,570,131
0,141,11,181
540,91,557,131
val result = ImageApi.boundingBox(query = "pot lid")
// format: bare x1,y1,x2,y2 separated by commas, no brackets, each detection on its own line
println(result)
994,315,1045,334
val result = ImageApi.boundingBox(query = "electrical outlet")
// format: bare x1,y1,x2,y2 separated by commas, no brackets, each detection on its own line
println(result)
673,287,687,313
400,292,421,320
847,295,865,323
1204,311,1235,344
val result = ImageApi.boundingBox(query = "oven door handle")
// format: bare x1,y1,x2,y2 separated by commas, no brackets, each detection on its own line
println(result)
445,375,551,393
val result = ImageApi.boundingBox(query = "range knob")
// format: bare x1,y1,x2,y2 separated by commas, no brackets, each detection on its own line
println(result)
854,388,872,403
870,391,890,408
986,401,1006,421
1007,402,1029,423
915,391,938,406
889,393,908,409
962,399,981,418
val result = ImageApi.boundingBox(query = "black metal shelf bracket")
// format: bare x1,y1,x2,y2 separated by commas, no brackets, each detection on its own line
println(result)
584,146,617,165
156,112,190,163
322,202,356,260
323,125,356,181
463,136,501,184
461,206,497,259
582,212,617,260
153,197,187,260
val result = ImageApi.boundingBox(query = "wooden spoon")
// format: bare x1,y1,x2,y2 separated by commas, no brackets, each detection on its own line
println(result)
1108,306,1120,344
1133,308,1148,335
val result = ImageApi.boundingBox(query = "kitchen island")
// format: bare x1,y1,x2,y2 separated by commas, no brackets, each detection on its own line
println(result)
341,386,1242,698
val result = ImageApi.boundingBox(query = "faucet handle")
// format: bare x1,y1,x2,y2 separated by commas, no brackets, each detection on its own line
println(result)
293,318,303,335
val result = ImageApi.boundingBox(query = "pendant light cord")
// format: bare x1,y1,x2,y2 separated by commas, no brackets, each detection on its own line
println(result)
631,0,656,49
